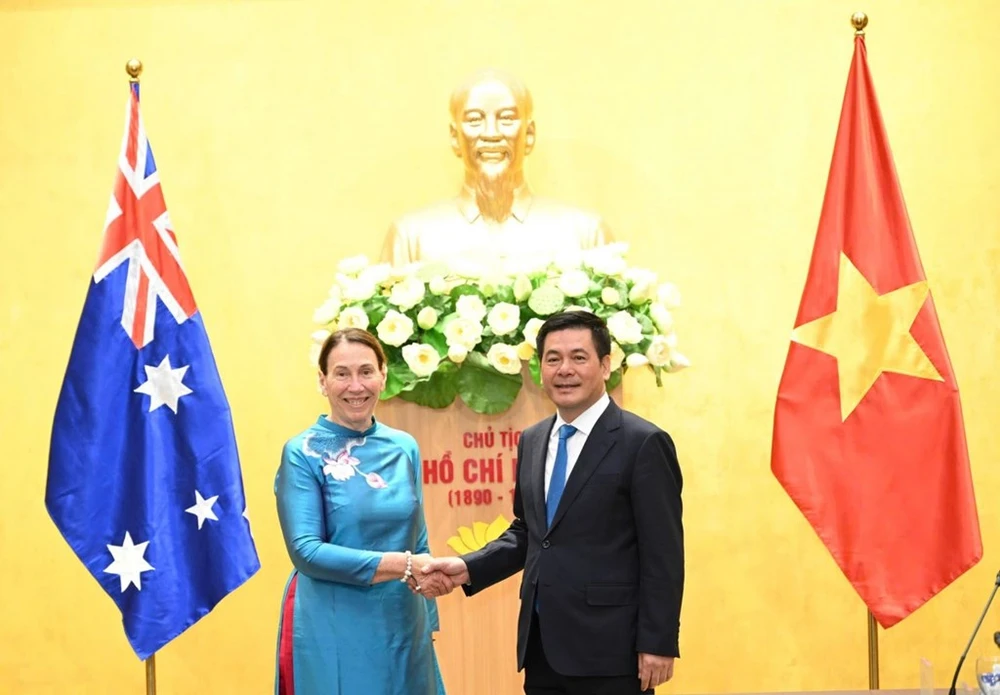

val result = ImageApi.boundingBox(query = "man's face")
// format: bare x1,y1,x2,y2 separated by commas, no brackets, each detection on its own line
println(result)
540,327,610,422
451,79,534,181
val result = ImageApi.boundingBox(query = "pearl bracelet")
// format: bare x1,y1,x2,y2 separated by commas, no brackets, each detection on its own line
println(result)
400,550,413,584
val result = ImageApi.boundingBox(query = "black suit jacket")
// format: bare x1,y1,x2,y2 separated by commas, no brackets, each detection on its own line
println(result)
461,400,684,677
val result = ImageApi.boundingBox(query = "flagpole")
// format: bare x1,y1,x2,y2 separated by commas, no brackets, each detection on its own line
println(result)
127,54,157,695
868,610,880,689
145,653,157,695
846,10,881,690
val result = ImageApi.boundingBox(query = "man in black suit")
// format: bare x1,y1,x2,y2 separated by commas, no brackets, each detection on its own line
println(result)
420,310,684,694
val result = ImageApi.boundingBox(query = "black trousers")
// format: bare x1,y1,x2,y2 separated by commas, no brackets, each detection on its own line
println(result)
523,614,654,695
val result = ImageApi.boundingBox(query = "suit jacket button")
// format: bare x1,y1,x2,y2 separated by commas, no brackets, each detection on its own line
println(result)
541,540,551,549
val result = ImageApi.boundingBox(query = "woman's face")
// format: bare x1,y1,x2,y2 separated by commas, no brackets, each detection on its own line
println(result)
318,341,386,431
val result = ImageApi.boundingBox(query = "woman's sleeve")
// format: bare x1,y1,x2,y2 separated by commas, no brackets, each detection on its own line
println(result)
275,440,383,585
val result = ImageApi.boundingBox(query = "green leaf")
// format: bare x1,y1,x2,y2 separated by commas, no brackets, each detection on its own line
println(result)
450,285,482,300
528,353,542,387
605,368,623,392
398,368,459,409
382,364,417,400
368,306,390,328
423,330,448,357
495,285,515,303
455,353,523,414
637,313,655,334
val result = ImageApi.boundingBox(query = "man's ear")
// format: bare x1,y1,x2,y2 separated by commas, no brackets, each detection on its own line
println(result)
525,120,536,155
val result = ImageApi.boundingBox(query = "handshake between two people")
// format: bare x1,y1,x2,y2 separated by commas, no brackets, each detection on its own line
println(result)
406,556,470,598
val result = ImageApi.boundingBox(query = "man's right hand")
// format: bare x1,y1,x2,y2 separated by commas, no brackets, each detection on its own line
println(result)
419,557,470,597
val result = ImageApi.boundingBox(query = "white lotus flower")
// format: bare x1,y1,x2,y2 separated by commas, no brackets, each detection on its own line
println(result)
479,272,512,298
444,317,483,350
513,274,533,302
456,295,487,323
557,270,590,298
447,344,468,363
428,276,448,295
645,335,672,367
625,352,649,368
668,350,691,372
487,343,522,375
606,311,643,345
375,310,414,347
584,246,628,277
487,302,521,336
337,255,369,275
629,279,656,305
388,263,420,282
417,306,439,330
313,298,341,325
402,343,441,378
522,318,545,347
310,329,331,344
337,307,370,330
389,277,426,312
649,303,674,334
601,287,621,306
360,263,393,287
341,278,377,302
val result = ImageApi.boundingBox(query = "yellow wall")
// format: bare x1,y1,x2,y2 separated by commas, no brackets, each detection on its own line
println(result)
1,1,998,693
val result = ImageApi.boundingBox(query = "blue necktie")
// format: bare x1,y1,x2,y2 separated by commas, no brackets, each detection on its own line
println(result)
546,424,577,528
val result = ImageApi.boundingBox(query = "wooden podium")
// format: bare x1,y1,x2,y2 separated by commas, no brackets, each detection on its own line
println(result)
378,369,622,695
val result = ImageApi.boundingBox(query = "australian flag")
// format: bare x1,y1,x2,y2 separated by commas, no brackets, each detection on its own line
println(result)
46,82,260,660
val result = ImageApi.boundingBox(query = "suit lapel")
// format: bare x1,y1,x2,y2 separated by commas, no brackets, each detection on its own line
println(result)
546,402,621,535
530,416,556,532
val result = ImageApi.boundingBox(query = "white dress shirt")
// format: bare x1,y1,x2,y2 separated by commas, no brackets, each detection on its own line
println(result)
544,393,611,498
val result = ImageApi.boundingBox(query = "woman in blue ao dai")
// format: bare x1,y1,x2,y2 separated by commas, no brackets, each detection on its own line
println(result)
274,328,447,695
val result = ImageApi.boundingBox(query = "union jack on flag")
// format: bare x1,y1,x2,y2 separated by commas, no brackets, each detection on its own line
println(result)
96,84,196,348
46,81,260,659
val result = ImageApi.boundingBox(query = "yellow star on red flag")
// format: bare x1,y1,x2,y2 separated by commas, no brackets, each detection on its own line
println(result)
791,253,943,421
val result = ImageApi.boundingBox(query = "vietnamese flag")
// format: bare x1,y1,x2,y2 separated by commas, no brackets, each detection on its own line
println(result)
770,32,982,627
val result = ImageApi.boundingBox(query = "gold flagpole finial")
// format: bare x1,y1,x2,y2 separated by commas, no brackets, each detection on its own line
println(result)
126,58,143,82
851,12,868,36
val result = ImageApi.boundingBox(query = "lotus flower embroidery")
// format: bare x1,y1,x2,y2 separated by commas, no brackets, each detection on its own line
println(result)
302,434,388,489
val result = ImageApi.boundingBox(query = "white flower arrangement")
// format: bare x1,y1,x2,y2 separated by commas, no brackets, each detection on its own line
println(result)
310,243,689,414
